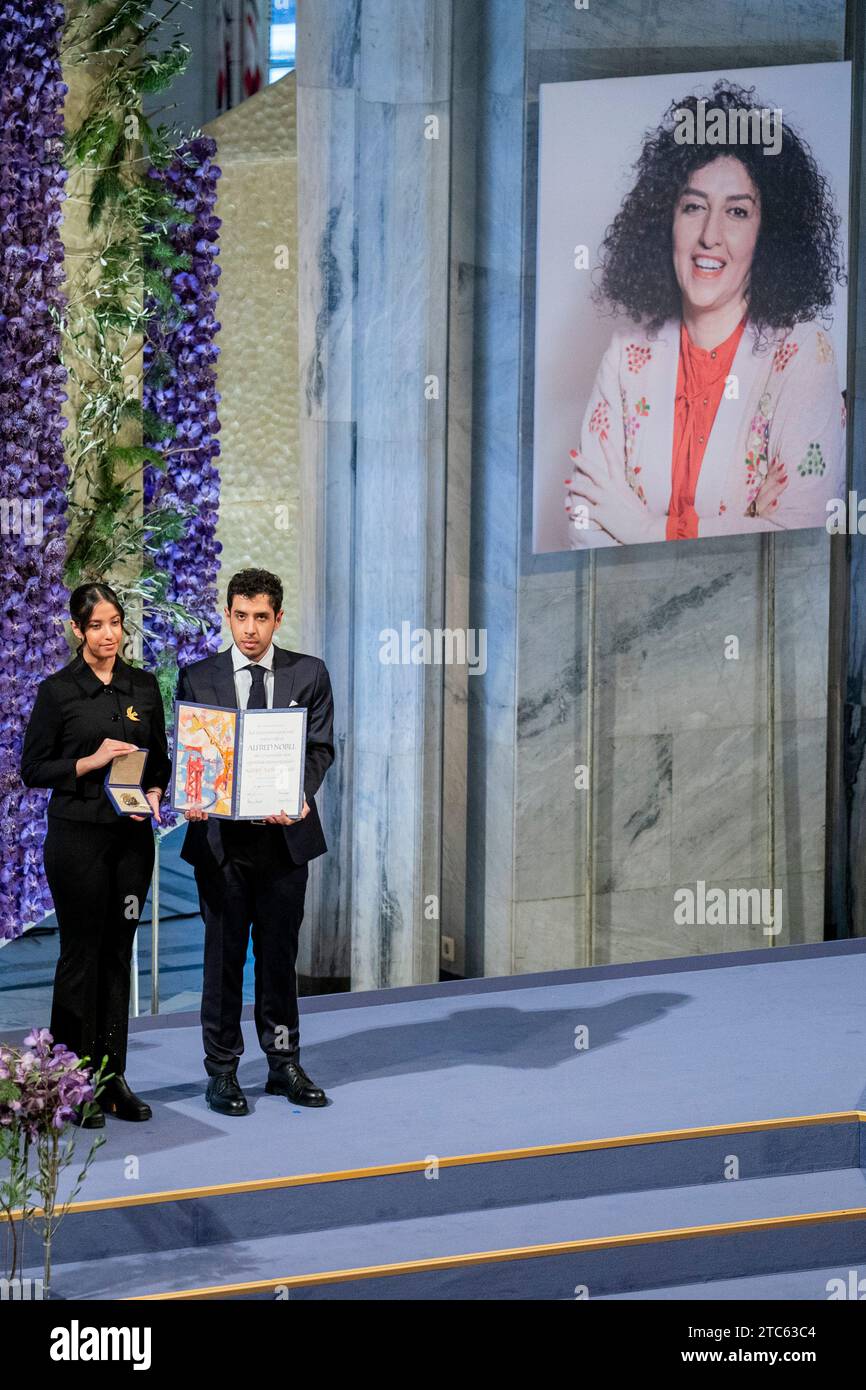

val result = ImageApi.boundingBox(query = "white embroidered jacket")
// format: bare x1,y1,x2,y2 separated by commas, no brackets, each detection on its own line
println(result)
566,317,846,547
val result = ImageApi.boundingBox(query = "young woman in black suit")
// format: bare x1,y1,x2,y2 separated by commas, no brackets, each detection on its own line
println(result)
21,583,171,1127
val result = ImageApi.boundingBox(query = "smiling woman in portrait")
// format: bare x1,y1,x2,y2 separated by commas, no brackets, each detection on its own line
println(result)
565,81,847,548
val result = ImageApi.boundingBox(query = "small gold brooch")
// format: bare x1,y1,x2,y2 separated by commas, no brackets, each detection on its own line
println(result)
126,705,140,722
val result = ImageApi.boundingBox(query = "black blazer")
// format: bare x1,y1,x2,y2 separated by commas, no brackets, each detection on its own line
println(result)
21,653,172,823
175,645,335,869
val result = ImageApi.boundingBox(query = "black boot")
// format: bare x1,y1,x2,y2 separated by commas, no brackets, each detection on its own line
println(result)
99,1074,152,1122
266,1059,327,1107
205,1071,249,1116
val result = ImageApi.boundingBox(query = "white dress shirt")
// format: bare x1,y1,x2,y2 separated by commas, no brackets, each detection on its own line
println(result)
231,642,275,710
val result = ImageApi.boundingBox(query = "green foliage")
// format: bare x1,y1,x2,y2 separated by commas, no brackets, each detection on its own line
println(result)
83,0,152,53
133,41,190,94
61,0,204,677
119,397,177,443
105,443,165,470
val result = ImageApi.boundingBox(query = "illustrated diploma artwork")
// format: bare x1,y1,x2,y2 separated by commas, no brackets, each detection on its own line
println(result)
105,748,152,816
171,702,307,819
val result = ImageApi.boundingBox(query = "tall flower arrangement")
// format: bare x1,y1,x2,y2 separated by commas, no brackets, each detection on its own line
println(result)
0,0,70,938
143,136,224,706
0,4,226,938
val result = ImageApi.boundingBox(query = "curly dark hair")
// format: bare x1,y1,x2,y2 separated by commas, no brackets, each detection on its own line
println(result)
226,568,283,616
594,81,845,338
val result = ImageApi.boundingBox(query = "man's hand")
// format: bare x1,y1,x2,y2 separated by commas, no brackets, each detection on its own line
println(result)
264,798,310,827
184,805,209,821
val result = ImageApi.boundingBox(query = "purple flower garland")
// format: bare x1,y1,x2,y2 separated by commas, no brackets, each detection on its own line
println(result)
143,136,223,676
0,1,69,939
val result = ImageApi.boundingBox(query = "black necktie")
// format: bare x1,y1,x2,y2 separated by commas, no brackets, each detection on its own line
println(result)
246,663,267,710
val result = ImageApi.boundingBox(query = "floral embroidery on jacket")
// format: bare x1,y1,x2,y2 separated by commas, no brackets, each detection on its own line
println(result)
816,331,834,365
798,441,826,477
744,392,771,504
625,434,646,502
773,341,799,373
589,400,610,441
621,389,648,501
626,465,646,504
624,414,639,462
625,343,652,374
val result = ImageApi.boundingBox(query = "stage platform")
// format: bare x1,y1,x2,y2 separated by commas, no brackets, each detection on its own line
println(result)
12,939,866,1300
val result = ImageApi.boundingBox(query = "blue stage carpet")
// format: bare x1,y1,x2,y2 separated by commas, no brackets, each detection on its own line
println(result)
10,940,866,1300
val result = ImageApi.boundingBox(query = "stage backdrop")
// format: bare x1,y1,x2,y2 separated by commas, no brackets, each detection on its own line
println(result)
298,0,862,987
533,62,851,555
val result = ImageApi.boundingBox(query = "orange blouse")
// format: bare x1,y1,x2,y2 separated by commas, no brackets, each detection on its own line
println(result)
666,316,747,540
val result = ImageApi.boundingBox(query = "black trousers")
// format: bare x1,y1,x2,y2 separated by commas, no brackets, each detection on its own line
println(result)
44,817,155,1075
194,822,309,1076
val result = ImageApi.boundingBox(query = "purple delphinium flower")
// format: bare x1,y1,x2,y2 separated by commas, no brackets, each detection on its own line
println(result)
143,136,223,674
0,2,69,939
142,137,224,831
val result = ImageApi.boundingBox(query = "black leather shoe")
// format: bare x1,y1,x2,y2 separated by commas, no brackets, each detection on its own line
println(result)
205,1072,249,1116
265,1060,327,1107
99,1074,152,1122
70,1104,105,1129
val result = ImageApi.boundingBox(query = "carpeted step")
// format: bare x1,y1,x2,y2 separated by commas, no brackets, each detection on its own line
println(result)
31,1165,866,1300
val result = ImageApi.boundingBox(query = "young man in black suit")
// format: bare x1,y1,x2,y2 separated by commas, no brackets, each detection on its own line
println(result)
177,569,335,1115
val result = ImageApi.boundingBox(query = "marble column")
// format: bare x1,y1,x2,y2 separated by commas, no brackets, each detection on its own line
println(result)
445,0,529,979
296,0,451,988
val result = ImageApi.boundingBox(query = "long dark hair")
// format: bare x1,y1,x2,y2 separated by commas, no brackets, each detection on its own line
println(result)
69,582,125,651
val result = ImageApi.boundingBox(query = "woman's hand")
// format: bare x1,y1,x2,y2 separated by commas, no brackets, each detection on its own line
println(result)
131,789,163,824
752,455,788,517
76,738,139,776
566,449,666,547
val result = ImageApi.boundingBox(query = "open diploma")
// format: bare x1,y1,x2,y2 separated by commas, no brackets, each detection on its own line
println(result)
171,702,307,820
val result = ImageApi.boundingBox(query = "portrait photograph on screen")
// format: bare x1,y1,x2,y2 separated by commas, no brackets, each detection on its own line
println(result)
532,62,852,554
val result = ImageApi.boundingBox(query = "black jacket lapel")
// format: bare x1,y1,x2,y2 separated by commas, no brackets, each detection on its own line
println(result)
272,646,297,709
212,648,238,709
